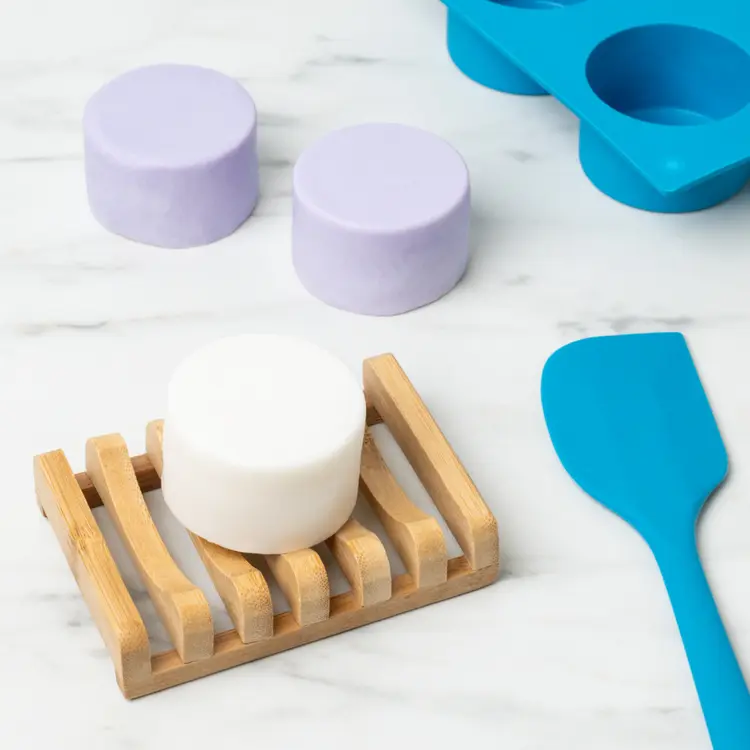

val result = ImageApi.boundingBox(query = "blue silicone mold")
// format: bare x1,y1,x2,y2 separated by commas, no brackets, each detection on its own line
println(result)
443,0,750,212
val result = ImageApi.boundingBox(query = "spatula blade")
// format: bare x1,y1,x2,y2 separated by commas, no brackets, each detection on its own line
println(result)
541,332,727,535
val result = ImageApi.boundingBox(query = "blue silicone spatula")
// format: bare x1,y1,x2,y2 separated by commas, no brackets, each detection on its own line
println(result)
541,332,750,749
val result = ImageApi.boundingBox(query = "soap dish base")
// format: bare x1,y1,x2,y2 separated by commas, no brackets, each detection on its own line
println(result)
35,354,500,699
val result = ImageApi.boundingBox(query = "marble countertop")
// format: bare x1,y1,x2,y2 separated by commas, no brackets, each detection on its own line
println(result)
3,0,750,747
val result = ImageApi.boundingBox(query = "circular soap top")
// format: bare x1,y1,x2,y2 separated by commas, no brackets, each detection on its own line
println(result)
84,64,257,168
293,123,470,232
167,334,366,470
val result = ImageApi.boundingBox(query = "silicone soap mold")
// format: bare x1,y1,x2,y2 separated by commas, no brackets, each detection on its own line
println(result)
444,0,750,212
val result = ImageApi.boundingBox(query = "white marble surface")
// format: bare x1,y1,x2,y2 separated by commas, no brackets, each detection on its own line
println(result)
3,1,750,747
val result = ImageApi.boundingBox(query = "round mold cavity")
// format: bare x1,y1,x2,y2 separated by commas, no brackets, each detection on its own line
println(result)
586,25,750,125
489,0,585,8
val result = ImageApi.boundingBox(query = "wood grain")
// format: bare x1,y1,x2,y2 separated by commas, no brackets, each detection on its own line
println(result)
145,420,274,644
363,354,500,572
126,556,498,699
265,549,330,626
327,518,392,607
359,430,447,588
34,450,151,689
85,434,214,663
76,453,160,510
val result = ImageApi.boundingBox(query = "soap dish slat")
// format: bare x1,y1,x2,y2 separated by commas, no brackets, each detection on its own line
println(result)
35,353,501,699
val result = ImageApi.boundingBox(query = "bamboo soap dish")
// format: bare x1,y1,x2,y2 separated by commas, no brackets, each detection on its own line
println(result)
35,353,500,699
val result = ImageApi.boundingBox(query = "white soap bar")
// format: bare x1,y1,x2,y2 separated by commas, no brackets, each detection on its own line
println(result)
161,334,366,554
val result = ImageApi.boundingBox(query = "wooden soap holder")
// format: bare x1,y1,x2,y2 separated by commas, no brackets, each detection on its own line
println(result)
35,353,500,699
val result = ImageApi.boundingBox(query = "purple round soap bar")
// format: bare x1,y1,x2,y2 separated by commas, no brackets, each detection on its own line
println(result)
292,123,471,316
84,64,259,248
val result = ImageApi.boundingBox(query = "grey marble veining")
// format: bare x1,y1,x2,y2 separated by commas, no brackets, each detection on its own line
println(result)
2,0,750,748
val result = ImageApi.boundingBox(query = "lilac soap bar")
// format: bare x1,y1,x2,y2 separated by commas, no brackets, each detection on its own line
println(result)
292,123,471,316
84,64,259,248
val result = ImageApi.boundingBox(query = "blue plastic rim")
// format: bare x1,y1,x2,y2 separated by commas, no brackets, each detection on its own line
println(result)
491,0,585,7
446,11,547,95
447,0,586,94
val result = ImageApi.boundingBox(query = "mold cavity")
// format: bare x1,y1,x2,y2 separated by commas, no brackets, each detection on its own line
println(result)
586,25,750,125
489,0,586,8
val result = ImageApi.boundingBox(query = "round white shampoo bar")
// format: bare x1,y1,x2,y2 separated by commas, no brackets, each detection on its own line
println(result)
161,335,366,554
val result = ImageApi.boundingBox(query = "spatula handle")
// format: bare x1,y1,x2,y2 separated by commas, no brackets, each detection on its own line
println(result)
653,531,750,749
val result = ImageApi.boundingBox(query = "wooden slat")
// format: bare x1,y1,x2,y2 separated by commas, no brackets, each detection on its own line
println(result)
145,420,273,644
76,454,161,510
363,354,500,571
326,519,392,607
359,430,447,588
34,450,151,689
265,549,330,626
126,556,498,699
194,540,274,642
85,434,214,663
